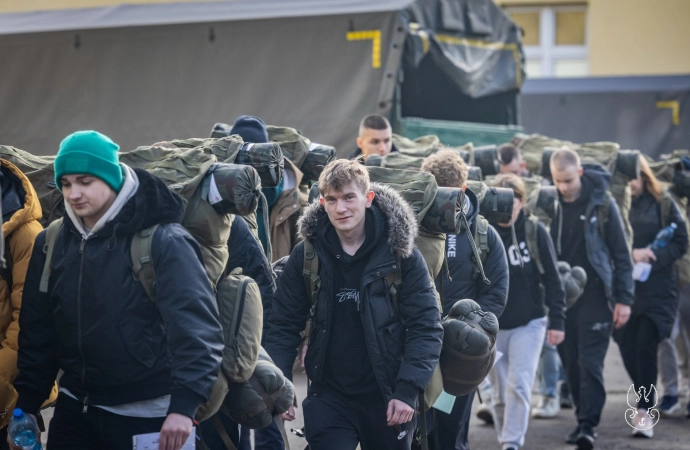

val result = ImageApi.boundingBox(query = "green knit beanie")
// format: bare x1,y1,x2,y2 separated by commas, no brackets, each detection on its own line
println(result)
54,130,123,192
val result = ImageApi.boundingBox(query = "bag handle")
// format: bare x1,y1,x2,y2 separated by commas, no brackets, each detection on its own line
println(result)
130,225,160,301
39,218,64,294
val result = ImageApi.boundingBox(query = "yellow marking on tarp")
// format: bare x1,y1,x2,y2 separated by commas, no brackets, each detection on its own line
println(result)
347,30,381,68
657,100,680,126
435,34,522,87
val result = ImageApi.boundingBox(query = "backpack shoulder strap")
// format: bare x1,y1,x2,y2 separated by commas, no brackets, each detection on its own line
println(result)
597,194,611,238
473,215,490,270
525,214,545,275
130,224,160,301
302,238,320,316
660,192,673,228
39,218,64,294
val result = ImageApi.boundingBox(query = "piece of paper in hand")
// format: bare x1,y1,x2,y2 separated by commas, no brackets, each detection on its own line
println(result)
208,174,223,205
132,428,196,450
632,262,652,282
432,389,456,414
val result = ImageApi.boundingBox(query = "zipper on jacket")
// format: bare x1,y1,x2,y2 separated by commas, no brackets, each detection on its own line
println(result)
77,236,88,412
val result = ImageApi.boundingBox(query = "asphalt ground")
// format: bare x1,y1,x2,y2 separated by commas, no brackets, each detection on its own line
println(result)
38,340,690,449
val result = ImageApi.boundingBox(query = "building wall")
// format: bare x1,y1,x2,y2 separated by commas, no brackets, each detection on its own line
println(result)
497,0,690,76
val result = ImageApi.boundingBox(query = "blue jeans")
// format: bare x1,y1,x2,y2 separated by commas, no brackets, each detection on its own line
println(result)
537,334,565,398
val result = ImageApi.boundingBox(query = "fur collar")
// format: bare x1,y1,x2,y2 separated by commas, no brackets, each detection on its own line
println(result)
298,183,418,258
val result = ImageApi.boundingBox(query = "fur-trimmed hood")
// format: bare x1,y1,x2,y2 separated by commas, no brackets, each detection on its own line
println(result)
298,182,418,258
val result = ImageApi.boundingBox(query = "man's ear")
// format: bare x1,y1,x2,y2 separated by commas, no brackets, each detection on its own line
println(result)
365,190,375,207
356,136,363,150
461,184,467,191
577,166,584,177
520,160,527,170
319,197,325,207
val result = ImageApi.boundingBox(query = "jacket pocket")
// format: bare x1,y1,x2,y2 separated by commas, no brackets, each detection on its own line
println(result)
118,315,163,369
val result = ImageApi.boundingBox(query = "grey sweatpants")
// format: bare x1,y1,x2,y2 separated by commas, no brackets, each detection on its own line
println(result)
489,316,548,449
658,283,690,397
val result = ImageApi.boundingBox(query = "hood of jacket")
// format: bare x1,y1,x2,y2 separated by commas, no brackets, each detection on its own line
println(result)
298,182,417,259
461,187,480,233
580,163,612,209
1,159,41,237
63,166,185,238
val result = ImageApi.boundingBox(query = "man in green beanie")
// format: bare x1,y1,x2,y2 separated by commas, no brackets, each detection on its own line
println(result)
12,131,224,450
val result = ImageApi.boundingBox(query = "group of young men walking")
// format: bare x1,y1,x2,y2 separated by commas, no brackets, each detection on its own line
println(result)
0,113,680,450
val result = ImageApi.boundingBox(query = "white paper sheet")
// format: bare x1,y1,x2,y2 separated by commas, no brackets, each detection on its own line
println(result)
132,428,196,450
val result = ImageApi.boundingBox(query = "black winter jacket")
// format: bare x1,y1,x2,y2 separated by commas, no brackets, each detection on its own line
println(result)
628,190,688,338
347,143,400,160
15,168,224,419
550,164,634,309
226,215,276,339
264,184,443,408
439,188,509,318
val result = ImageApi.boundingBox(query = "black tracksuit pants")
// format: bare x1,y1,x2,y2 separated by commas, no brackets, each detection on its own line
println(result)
615,315,661,409
47,393,166,449
303,386,415,450
427,389,475,450
558,299,612,428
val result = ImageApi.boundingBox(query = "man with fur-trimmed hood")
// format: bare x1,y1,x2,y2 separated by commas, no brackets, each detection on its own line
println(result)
265,159,443,450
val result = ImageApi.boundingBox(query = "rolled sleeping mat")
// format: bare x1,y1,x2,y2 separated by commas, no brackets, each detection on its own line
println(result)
458,149,472,165
613,149,641,181
473,145,500,177
440,299,498,397
210,122,233,139
308,183,320,204
302,143,336,181
421,187,464,234
207,163,261,216
673,169,690,199
467,166,483,181
223,347,296,429
525,185,559,223
540,147,559,179
234,142,284,187
467,181,514,225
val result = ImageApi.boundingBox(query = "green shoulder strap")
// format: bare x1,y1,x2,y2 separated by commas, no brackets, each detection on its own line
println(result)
130,225,161,301
660,193,673,228
39,218,65,294
524,214,545,275
471,215,490,278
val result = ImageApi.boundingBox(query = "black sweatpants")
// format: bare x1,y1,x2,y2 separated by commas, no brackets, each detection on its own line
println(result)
47,393,167,449
615,315,661,409
427,389,475,450
558,300,612,428
303,387,415,450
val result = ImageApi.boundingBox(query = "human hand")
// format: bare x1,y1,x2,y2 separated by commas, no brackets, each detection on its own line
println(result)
386,399,414,426
613,303,631,329
632,248,656,263
281,405,296,421
7,414,39,450
159,413,192,450
300,344,308,370
547,329,565,346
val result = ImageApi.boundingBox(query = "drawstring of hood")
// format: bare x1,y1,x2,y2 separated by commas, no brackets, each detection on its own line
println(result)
460,209,490,284
511,221,524,268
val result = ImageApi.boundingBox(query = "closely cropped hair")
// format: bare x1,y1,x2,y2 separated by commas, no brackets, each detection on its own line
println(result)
490,173,526,202
638,154,664,202
498,143,521,165
550,146,581,170
421,150,468,188
360,114,391,132
318,158,370,195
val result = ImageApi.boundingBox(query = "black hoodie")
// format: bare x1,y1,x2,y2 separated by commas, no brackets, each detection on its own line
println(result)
15,168,224,418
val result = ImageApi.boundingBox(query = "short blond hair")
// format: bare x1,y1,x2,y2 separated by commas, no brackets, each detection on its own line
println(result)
550,146,581,171
318,158,370,195
421,150,469,188
490,173,526,201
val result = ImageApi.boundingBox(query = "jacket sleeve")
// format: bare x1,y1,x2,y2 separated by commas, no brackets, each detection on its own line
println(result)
392,248,444,408
475,226,509,318
152,226,224,419
0,221,43,393
652,199,689,272
14,231,61,416
604,197,635,306
227,215,276,340
537,222,566,331
263,243,311,381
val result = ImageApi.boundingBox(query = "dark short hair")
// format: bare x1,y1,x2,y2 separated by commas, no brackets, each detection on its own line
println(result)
498,143,521,165
360,114,391,131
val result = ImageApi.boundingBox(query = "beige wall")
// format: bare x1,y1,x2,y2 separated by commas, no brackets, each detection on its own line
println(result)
497,0,690,76
0,0,226,13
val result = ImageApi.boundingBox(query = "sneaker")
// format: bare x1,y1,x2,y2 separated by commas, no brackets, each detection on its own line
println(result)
532,395,560,418
659,395,681,416
575,425,596,450
476,402,494,425
632,409,654,438
560,382,573,409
